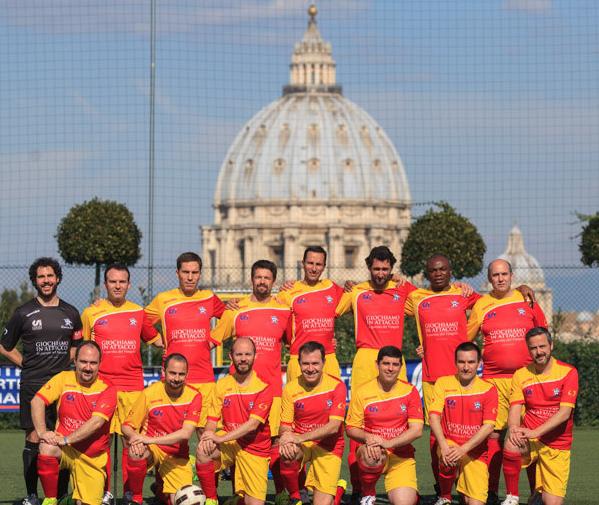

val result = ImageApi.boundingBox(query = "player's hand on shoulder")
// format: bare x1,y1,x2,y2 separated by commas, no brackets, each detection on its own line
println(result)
516,284,536,307
91,297,105,307
225,298,241,311
343,280,356,293
453,281,474,297
280,280,297,292
415,345,424,358
391,273,406,286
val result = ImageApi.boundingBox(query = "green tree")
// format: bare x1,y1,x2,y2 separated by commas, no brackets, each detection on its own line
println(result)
0,282,34,335
578,212,599,267
400,202,486,279
56,198,142,291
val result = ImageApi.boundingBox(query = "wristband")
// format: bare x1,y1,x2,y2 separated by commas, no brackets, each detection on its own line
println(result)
63,436,69,446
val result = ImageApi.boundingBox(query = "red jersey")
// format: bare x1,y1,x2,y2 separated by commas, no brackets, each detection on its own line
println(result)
208,372,273,458
281,373,346,456
82,299,159,391
277,279,343,355
212,296,291,396
429,375,498,458
123,381,203,458
346,378,423,458
510,358,578,450
405,287,481,382
467,291,547,378
336,280,417,350
35,371,116,458
144,288,226,383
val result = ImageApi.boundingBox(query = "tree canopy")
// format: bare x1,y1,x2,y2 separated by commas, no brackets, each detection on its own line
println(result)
579,212,599,267
400,202,486,279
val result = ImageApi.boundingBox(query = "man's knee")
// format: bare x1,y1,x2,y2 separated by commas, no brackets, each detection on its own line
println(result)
38,442,61,458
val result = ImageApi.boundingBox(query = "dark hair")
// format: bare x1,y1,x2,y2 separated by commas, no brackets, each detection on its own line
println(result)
251,259,277,280
365,246,397,269
302,246,327,263
487,258,512,280
176,252,202,270
231,337,256,355
525,326,552,344
164,353,188,371
299,341,326,362
377,345,403,363
75,340,102,361
29,257,62,286
426,253,452,270
104,263,130,282
454,341,481,361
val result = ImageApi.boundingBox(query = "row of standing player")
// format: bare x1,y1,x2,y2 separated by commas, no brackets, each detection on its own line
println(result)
0,245,572,505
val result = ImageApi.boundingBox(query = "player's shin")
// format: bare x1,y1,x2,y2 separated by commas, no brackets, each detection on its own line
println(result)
270,443,285,494
196,460,219,500
356,458,384,497
126,457,148,503
348,439,362,496
23,440,40,496
37,454,60,499
429,433,440,485
526,462,537,493
121,443,129,493
502,450,522,497
487,436,502,494
437,462,457,500
280,458,302,500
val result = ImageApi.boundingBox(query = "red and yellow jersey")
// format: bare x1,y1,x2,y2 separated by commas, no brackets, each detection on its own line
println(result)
211,296,291,396
336,281,417,350
405,287,481,382
143,288,226,383
277,279,343,355
122,381,202,458
510,358,578,450
346,377,423,458
429,375,497,456
207,372,273,458
281,373,346,456
467,291,547,378
82,299,159,391
35,371,116,458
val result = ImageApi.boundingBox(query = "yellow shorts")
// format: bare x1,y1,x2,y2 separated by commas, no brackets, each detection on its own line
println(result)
270,396,282,437
219,440,270,500
422,381,435,425
148,445,193,494
383,453,418,493
300,441,343,496
485,377,511,430
188,382,215,428
60,446,107,505
523,440,570,498
287,353,341,381
351,348,407,392
111,390,142,434
437,439,489,502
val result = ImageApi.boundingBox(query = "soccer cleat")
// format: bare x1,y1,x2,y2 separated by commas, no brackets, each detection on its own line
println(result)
500,495,520,505
205,499,219,505
359,495,376,505
22,495,41,505
41,499,58,505
275,491,291,505
432,498,451,505
101,491,114,505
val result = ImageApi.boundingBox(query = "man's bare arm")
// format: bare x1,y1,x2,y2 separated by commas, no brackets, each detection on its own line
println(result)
0,344,23,367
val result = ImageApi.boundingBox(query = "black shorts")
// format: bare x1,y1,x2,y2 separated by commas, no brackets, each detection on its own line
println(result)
19,382,57,432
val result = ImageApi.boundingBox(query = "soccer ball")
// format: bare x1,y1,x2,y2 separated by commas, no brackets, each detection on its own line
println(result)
174,484,206,505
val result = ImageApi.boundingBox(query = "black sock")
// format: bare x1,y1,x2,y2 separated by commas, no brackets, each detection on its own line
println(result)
58,468,70,498
23,440,39,496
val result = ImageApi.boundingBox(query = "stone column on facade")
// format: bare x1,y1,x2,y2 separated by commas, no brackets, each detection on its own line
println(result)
283,227,300,282
328,226,344,283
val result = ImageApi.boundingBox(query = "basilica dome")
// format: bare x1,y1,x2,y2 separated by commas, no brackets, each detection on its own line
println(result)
499,225,545,288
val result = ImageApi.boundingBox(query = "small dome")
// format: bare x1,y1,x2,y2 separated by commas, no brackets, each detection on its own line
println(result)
499,225,545,287
576,311,594,323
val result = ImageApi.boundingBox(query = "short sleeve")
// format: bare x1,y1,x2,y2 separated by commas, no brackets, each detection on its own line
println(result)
335,291,353,317
407,386,424,423
92,386,118,422
482,385,498,424
466,291,482,309
428,378,446,416
35,372,67,406
212,294,226,319
211,310,236,344
532,303,548,329
466,303,483,341
250,385,273,424
184,392,203,426
144,295,162,328
141,310,160,343
509,373,525,406
329,381,347,421
207,384,224,423
280,385,294,426
404,291,416,317
81,307,93,340
560,367,578,408
345,391,364,429
1,309,25,351
122,391,149,430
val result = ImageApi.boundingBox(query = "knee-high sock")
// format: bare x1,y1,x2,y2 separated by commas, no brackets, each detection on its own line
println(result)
502,450,521,497
104,447,111,492
196,461,219,500
356,458,384,497
437,462,457,501
348,439,361,495
126,457,148,504
280,459,301,500
429,433,439,485
487,436,502,494
38,454,60,499
334,479,346,505
121,443,130,493
299,466,307,491
526,461,537,493
23,440,39,496
270,444,285,494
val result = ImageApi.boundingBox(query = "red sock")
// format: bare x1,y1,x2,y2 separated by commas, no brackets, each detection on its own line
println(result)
357,458,384,497
196,460,218,500
37,454,60,499
429,433,439,485
121,444,129,493
526,461,537,492
348,439,361,495
334,480,346,505
502,450,521,496
437,463,457,500
126,457,148,504
280,459,301,500
270,444,285,494
487,436,502,494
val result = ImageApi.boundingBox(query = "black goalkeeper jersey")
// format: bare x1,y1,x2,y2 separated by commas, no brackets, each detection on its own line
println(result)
1,298,82,383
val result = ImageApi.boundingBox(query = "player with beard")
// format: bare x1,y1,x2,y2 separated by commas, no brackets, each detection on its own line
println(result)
196,338,274,505
121,354,203,505
1,257,82,505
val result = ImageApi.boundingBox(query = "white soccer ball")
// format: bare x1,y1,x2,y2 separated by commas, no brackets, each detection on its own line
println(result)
174,484,206,505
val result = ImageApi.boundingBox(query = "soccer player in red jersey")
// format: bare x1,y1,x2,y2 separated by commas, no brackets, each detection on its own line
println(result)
121,353,203,505
346,345,424,505
279,341,347,505
31,341,117,505
81,264,162,502
467,259,547,505
196,338,274,505
278,246,344,380
428,342,498,505
502,327,578,505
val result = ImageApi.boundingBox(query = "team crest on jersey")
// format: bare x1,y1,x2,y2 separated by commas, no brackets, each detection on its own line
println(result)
271,316,279,324
325,296,334,304
421,302,431,310
296,402,305,410
297,298,307,304
198,306,207,314
240,314,249,321
168,308,177,315
450,300,459,309
473,401,481,410
98,319,108,326
392,294,401,302
32,319,42,330
447,399,456,408
248,401,254,409
223,398,231,408
65,393,75,401
487,312,497,319
362,294,372,301
400,403,407,413
367,405,378,412
553,387,561,397
61,318,73,329
517,308,526,316
152,409,164,416
326,399,333,409
91,401,97,408
525,388,534,396
129,318,137,326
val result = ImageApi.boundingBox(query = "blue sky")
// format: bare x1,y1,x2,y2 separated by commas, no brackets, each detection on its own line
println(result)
0,0,598,309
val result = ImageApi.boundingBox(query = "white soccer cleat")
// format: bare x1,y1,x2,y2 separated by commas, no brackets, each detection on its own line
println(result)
359,496,376,505
500,495,520,505
22,495,40,505
432,497,452,505
101,491,114,505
